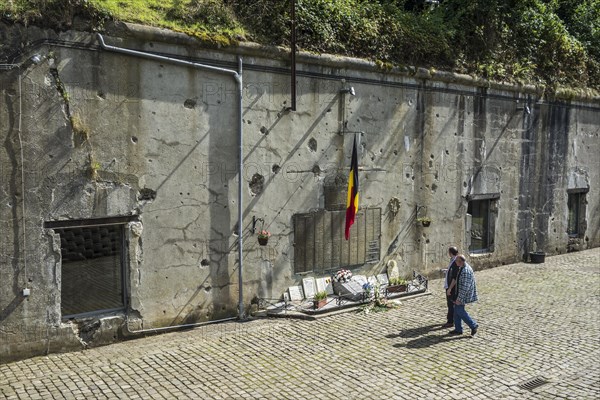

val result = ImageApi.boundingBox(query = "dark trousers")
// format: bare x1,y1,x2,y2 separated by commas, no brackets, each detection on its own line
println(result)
446,295,454,324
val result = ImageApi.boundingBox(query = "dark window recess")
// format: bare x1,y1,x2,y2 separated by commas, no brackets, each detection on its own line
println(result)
56,225,126,317
467,198,497,253
293,208,381,274
567,191,586,237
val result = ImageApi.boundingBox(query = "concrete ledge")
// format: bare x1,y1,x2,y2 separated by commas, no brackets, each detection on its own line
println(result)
255,290,431,320
106,22,600,102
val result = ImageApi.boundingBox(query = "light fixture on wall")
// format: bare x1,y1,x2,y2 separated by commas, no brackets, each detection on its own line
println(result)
30,54,42,64
340,86,356,96
515,100,530,114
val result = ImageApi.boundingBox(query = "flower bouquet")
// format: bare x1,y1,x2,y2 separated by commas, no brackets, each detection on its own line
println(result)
332,268,353,283
362,282,374,299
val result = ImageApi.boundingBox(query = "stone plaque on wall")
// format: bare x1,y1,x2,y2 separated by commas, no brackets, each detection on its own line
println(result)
302,277,316,298
288,286,304,301
293,208,382,273
315,277,334,295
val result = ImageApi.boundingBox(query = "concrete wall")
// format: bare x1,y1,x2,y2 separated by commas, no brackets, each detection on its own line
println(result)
1,23,599,362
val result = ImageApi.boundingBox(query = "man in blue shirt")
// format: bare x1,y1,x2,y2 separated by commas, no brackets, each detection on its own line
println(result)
449,254,479,336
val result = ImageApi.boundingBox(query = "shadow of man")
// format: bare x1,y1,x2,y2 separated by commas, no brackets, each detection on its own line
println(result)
385,323,445,340
393,333,471,349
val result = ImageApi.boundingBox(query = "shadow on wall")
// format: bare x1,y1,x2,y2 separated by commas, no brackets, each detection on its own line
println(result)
0,295,25,323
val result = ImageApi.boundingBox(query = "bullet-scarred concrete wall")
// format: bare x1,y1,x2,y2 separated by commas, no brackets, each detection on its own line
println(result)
1,23,598,362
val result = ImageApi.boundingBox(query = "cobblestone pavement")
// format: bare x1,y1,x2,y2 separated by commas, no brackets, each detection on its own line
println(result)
1,248,599,399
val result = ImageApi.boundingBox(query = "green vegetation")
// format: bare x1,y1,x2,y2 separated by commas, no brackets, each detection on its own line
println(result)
313,290,328,300
1,0,598,90
389,277,407,286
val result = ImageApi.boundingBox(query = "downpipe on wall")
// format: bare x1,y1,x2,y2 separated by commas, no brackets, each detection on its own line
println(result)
96,34,246,321
1,62,30,295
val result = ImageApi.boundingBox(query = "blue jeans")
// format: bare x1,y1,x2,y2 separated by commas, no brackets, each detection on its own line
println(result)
453,304,477,333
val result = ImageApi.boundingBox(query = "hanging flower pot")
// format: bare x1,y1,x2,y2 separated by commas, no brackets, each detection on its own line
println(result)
257,228,271,246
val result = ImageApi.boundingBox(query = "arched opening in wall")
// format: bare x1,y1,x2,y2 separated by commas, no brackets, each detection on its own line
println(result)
45,217,133,318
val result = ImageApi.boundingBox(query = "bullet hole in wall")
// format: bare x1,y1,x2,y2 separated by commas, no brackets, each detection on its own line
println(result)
200,259,209,266
138,188,156,201
249,173,265,196
272,164,281,174
312,165,321,176
308,138,317,152
260,126,269,135
131,136,138,144
184,99,196,109
97,91,106,99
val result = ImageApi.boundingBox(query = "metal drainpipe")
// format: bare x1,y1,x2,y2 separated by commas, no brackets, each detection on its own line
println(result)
1,63,28,292
96,34,246,321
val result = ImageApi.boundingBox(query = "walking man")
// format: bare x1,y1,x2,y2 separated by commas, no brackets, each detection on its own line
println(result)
442,246,459,328
449,254,479,336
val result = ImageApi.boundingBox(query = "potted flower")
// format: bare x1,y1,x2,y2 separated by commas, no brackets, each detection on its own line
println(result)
257,229,271,246
387,277,408,293
313,291,328,309
417,217,432,227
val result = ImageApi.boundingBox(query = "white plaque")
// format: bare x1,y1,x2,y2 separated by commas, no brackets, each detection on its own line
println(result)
376,274,389,285
288,285,304,301
302,277,317,299
315,277,334,295
353,275,368,286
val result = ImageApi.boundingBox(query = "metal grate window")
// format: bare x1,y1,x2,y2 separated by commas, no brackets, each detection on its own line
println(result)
54,224,127,318
567,191,586,237
293,208,381,273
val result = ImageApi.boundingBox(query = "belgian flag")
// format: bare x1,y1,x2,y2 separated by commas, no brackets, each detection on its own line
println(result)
345,134,359,240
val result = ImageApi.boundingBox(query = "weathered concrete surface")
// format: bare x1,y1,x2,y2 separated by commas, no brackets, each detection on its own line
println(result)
1,21,599,361
0,248,598,399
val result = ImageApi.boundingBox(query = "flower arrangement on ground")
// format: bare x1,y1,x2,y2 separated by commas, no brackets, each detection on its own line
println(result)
362,283,398,314
332,268,353,283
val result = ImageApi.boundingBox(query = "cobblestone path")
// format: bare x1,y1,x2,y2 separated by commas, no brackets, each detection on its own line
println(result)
1,248,599,399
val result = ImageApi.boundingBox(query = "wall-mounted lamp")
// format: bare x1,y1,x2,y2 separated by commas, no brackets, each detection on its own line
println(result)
515,99,530,115
30,54,42,65
340,87,356,96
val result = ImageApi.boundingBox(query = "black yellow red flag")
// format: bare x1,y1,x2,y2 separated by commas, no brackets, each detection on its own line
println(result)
345,134,359,240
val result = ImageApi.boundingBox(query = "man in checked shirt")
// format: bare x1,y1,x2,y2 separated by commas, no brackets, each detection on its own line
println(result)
448,254,479,336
